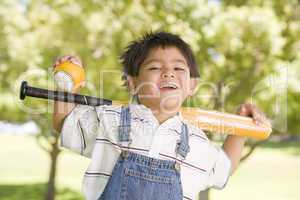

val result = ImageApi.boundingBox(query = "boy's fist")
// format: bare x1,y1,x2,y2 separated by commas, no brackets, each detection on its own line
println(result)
237,103,271,127
53,55,85,92
53,55,83,69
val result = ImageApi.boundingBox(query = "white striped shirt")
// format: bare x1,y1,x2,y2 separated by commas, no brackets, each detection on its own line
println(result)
61,103,231,200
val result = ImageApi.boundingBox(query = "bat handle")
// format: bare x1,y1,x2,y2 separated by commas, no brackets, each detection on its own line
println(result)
19,81,112,106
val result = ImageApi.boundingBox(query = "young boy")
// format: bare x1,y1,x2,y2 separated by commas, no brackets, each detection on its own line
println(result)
53,32,268,200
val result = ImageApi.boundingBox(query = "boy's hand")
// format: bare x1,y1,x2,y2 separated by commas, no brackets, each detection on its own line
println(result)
53,55,83,69
237,103,271,127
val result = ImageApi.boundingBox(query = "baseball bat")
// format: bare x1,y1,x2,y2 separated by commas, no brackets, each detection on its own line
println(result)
20,81,271,140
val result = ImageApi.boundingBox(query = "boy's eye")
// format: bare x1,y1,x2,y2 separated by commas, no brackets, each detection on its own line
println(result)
148,66,160,70
174,66,186,71
175,68,184,70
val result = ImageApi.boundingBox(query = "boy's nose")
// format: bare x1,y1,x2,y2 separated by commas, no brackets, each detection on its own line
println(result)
162,71,175,78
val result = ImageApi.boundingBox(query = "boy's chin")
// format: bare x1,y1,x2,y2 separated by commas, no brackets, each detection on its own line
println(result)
139,94,185,114
158,97,183,114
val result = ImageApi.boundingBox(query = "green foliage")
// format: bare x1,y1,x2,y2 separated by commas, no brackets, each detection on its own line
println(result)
0,0,299,133
1,2,298,200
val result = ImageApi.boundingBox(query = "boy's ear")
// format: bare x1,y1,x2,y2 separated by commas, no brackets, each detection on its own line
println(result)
127,75,137,94
188,78,199,96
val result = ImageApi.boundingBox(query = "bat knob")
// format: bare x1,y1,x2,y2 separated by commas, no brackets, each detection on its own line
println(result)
20,81,28,100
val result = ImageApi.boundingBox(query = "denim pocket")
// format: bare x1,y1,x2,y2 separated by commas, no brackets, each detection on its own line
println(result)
124,168,173,184
122,168,178,200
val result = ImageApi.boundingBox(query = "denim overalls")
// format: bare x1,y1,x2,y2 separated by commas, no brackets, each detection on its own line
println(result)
98,106,190,200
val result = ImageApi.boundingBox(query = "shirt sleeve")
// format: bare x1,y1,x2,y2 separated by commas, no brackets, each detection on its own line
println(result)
60,104,104,158
207,145,232,189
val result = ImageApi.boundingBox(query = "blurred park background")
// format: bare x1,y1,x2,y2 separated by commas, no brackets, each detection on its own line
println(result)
0,0,299,200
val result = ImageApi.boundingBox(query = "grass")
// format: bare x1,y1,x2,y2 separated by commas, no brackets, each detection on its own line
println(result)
260,140,300,155
0,184,82,200
0,134,89,200
0,134,299,200
212,147,300,200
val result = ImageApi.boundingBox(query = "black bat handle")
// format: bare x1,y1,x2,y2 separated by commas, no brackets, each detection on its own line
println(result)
20,81,112,106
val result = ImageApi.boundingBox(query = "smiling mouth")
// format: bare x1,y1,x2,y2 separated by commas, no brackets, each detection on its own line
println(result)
159,82,179,90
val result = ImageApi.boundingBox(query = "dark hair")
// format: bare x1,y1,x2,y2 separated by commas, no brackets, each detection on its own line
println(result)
120,31,200,82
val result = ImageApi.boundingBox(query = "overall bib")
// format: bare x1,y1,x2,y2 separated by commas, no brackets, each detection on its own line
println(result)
98,107,190,200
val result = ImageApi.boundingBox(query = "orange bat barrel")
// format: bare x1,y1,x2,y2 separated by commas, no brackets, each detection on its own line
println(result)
181,107,272,140
113,102,272,140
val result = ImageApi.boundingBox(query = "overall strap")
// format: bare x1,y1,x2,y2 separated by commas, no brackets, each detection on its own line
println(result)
176,123,190,159
118,106,132,146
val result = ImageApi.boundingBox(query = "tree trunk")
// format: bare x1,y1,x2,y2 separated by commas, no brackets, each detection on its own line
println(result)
44,135,60,200
199,189,210,200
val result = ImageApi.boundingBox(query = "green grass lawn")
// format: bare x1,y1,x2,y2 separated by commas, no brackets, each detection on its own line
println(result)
0,134,89,200
212,147,300,200
0,134,299,200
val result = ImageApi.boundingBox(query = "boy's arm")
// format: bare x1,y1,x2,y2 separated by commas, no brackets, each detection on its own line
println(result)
53,101,76,133
222,103,270,174
52,55,84,133
222,135,246,174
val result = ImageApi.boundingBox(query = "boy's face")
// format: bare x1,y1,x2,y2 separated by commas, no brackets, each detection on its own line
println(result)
128,46,198,114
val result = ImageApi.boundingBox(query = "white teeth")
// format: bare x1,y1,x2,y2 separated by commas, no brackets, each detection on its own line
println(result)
160,82,178,89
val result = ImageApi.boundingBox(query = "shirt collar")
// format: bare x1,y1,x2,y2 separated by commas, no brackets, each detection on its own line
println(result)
129,103,183,130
